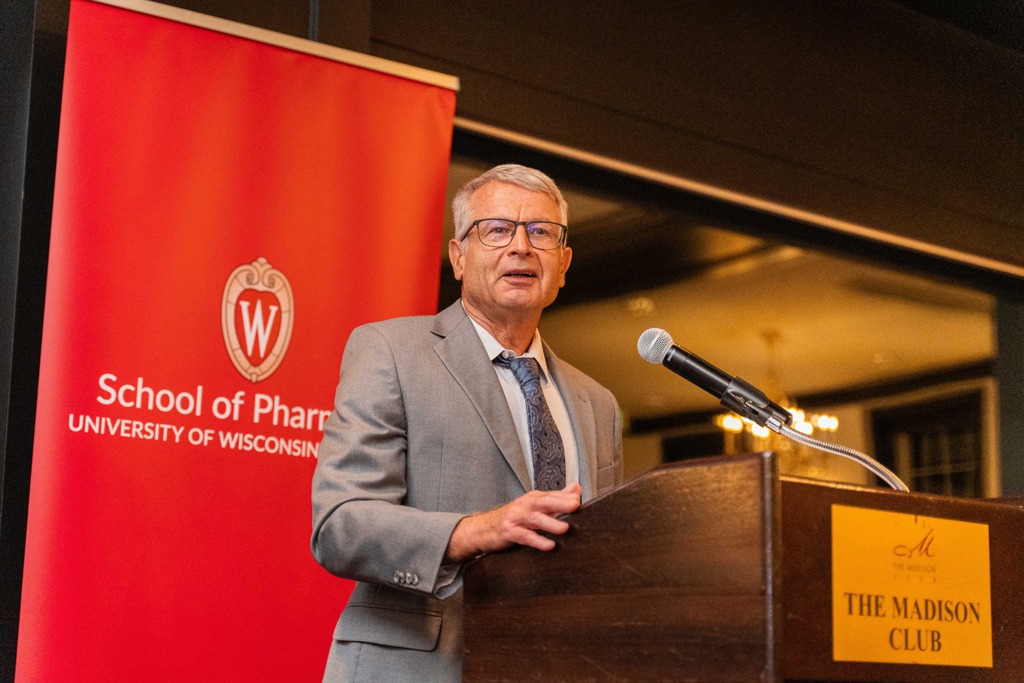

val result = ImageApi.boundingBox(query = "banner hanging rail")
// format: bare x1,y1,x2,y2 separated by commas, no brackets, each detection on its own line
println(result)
453,116,1024,280
86,0,460,92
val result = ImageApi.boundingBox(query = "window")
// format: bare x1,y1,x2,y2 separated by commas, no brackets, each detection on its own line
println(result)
871,392,984,497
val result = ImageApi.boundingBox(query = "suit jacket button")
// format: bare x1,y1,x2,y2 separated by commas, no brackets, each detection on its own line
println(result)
411,574,419,586
393,570,403,583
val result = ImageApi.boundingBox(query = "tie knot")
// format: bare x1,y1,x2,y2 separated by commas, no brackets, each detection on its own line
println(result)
494,354,541,386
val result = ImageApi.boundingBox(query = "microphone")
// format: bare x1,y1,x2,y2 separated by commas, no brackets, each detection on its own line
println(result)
637,328,909,492
637,328,792,429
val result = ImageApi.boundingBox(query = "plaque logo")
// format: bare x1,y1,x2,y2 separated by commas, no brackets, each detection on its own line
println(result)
894,528,935,559
221,257,294,383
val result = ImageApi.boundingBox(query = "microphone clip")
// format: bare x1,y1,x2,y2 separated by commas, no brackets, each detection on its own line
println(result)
719,377,793,429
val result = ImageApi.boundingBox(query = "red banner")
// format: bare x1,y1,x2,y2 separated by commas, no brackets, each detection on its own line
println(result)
17,1,455,680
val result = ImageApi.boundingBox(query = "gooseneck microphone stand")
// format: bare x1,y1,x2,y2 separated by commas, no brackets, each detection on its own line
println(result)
638,328,909,492
766,416,908,492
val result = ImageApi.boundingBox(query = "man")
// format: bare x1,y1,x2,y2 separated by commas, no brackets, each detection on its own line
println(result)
311,164,623,682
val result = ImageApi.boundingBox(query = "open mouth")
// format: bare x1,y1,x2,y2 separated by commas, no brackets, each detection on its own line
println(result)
503,270,537,279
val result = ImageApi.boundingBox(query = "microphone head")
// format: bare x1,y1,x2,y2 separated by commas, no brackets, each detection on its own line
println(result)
638,328,674,364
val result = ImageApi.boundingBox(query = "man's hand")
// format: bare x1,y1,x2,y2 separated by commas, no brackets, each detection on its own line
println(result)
444,483,582,563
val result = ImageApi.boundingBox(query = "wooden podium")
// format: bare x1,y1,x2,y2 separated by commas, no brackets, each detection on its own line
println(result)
462,453,1024,682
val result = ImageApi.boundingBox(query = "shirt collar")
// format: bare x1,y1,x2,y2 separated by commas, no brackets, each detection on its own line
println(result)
463,303,550,382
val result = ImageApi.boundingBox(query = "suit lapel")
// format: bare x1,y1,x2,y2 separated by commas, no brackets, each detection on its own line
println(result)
544,342,598,501
432,302,531,493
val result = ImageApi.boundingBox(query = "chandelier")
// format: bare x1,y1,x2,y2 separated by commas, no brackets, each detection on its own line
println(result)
716,408,838,438
714,330,838,438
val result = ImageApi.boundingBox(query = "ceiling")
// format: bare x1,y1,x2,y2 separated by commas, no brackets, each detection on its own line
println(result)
442,160,994,422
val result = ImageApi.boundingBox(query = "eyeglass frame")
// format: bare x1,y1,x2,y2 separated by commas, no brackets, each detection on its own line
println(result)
468,218,568,250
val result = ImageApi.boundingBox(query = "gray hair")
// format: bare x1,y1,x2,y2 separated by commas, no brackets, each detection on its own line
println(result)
452,164,568,248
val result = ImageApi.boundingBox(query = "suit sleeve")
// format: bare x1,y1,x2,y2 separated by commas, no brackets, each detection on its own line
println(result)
311,324,464,594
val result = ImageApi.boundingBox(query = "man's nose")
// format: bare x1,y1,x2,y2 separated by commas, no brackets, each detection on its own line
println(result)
507,224,533,253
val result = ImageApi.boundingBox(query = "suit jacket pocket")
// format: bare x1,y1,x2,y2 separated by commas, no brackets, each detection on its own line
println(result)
596,465,616,493
334,604,443,652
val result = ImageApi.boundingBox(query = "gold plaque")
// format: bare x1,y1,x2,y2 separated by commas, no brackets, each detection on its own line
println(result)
831,504,992,667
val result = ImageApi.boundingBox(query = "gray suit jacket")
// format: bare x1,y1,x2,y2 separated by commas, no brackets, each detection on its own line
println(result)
311,300,623,683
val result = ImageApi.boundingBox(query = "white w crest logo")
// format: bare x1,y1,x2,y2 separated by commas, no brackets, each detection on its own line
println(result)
239,300,279,358
222,257,294,383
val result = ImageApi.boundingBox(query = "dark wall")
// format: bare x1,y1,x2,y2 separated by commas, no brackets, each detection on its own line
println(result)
0,0,35,485
997,301,1024,496
0,1,56,679
369,0,1024,273
0,1,39,679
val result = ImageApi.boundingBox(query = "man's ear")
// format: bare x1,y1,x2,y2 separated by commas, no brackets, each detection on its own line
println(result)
448,239,465,281
558,246,572,287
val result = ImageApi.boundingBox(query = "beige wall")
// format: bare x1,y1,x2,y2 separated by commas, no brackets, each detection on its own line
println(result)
622,433,662,482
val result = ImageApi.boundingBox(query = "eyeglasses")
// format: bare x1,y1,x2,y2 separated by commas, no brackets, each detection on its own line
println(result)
470,219,567,250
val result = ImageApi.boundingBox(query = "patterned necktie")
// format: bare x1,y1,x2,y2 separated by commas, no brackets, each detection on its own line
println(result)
493,354,566,491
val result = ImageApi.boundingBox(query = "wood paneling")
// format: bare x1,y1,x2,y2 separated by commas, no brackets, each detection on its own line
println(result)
371,0,1024,272
463,453,780,682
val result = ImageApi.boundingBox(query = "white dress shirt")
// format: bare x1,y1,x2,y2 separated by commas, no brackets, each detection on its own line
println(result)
466,314,579,489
